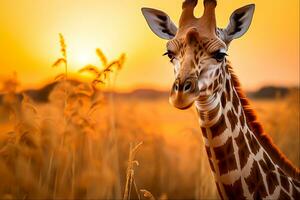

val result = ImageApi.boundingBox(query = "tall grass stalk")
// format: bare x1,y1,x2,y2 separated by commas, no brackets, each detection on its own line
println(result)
123,142,143,200
107,55,125,199
52,33,68,140
79,49,125,199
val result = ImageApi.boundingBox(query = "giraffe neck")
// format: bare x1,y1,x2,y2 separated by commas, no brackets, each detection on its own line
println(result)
195,62,300,200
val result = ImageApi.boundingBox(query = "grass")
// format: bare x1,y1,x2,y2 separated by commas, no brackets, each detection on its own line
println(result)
0,35,298,199
123,142,143,200
0,79,299,200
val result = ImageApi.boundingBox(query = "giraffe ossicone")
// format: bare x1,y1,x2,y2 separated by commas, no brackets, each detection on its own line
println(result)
142,0,300,199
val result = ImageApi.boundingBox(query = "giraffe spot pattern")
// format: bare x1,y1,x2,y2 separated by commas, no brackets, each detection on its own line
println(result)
225,79,231,101
223,178,246,200
197,44,202,51
226,109,238,131
210,114,226,138
235,130,251,169
263,152,275,171
194,54,199,64
199,50,204,57
245,132,260,155
265,171,279,194
239,113,245,128
232,90,240,113
213,137,235,160
218,75,222,87
292,179,300,187
222,66,226,77
292,184,300,199
213,137,238,175
218,153,237,175
215,68,219,76
244,130,251,143
212,79,218,90
245,161,268,199
208,104,220,121
258,159,268,174
278,189,290,200
204,142,213,173
278,168,290,192
190,60,195,69
190,55,298,199
221,92,226,108
208,83,213,91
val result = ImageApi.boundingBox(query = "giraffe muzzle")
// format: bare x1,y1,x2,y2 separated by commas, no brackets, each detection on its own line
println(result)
169,77,200,110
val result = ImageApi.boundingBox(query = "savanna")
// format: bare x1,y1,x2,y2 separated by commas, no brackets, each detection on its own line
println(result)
0,0,299,199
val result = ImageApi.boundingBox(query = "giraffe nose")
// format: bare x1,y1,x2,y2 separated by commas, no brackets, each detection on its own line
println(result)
170,77,199,110
173,78,195,93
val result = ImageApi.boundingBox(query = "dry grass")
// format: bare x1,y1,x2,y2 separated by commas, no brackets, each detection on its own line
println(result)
0,35,298,199
0,79,299,199
123,142,143,200
251,91,300,167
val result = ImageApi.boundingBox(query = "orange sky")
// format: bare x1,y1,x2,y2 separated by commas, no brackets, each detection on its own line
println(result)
0,0,299,91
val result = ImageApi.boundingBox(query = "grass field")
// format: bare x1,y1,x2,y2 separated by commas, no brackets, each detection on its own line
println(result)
0,79,298,199
0,35,298,199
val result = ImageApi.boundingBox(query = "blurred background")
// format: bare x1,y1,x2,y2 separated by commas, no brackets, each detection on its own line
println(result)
0,0,299,91
0,0,299,199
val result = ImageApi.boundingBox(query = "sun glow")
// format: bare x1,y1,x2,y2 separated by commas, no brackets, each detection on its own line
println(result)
57,32,113,72
66,43,100,72
74,51,97,68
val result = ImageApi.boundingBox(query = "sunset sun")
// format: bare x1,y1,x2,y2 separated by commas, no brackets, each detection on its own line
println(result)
67,43,101,71
75,51,96,67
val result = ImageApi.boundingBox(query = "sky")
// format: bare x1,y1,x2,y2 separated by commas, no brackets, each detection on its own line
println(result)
0,0,299,91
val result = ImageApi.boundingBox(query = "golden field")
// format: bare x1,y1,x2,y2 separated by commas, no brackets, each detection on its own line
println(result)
0,34,298,200
0,76,298,199
0,0,299,198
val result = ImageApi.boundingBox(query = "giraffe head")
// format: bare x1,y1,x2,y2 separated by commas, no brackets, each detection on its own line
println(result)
142,0,255,109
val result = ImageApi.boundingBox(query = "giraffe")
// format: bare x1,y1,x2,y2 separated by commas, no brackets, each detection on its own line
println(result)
141,0,300,199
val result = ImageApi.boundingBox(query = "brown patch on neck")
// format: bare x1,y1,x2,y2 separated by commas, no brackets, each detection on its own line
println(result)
245,161,268,198
223,178,246,200
226,61,300,181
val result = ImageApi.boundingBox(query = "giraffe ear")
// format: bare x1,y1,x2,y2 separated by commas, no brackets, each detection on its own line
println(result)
141,7,177,40
220,4,255,44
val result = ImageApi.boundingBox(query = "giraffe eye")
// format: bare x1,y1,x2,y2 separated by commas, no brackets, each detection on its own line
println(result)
212,51,227,62
163,50,176,62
